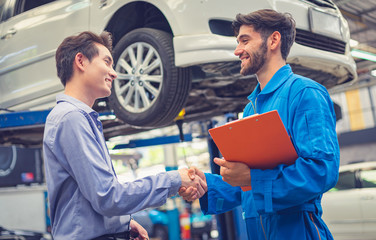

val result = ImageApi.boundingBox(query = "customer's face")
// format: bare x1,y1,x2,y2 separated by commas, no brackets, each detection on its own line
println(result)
234,25,268,76
82,43,117,99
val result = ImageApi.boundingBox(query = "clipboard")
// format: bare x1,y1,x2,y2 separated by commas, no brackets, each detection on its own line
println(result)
208,110,298,191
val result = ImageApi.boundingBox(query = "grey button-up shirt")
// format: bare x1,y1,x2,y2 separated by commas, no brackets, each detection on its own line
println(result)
43,94,181,240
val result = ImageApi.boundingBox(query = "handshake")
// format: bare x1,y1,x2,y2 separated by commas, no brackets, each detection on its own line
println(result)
177,167,207,202
176,157,252,201
178,158,251,201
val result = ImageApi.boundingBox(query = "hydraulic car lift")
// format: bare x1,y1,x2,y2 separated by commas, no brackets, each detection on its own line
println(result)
0,110,50,129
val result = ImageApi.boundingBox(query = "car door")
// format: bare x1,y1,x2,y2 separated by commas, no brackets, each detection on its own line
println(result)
321,170,363,238
358,168,376,238
0,0,90,112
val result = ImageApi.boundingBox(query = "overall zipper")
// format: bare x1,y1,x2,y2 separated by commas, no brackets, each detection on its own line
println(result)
309,212,322,240
260,215,268,240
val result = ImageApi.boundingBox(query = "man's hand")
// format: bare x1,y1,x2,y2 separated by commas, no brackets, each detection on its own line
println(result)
178,167,207,201
214,157,251,187
130,219,149,240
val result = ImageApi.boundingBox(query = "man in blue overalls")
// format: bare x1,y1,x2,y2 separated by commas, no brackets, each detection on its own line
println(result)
179,9,339,240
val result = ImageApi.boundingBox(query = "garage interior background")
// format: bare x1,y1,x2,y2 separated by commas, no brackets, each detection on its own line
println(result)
329,0,376,165
1,0,376,239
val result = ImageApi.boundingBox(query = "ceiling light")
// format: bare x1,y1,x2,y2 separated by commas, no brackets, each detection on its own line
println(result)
351,49,376,62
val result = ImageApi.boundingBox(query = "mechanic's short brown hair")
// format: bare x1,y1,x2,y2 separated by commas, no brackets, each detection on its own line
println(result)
55,31,113,86
232,9,296,60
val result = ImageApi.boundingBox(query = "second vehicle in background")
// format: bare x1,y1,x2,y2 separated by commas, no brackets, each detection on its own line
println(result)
322,161,376,240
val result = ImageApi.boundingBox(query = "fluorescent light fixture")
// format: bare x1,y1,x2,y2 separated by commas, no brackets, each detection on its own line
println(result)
351,49,376,62
98,113,116,121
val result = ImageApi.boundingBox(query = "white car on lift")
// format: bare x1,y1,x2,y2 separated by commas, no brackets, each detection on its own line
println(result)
0,0,356,143
322,161,376,240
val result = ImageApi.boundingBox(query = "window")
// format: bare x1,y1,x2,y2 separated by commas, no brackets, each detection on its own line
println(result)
332,171,356,191
14,0,55,16
0,0,5,20
360,169,376,188
23,0,55,12
0,0,9,22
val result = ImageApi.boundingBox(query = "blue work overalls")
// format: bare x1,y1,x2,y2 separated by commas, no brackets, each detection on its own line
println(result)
200,65,339,240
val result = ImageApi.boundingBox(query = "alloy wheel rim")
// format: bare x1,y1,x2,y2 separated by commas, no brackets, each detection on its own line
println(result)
114,42,163,113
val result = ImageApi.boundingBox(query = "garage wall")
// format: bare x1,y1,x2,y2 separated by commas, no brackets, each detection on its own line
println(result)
330,79,376,134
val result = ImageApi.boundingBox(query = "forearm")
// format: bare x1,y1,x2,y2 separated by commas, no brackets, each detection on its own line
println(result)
88,171,181,216
200,173,242,215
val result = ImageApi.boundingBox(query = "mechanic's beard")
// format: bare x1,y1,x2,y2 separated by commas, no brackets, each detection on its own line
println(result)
241,40,268,76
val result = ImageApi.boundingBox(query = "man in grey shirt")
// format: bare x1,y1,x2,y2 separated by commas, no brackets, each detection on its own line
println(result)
43,31,206,240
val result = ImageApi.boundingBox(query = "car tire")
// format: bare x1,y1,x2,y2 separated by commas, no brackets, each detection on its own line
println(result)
153,224,169,240
109,28,191,127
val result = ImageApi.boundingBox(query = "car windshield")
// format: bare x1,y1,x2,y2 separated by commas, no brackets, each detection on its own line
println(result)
360,169,376,188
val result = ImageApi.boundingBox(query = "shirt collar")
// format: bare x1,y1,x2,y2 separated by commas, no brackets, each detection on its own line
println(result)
56,93,96,115
248,64,293,101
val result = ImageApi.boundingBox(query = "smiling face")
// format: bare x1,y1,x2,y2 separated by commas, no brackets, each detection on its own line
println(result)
234,25,268,76
82,43,117,99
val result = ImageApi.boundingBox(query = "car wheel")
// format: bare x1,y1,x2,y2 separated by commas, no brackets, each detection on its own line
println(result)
153,224,169,240
109,28,191,127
